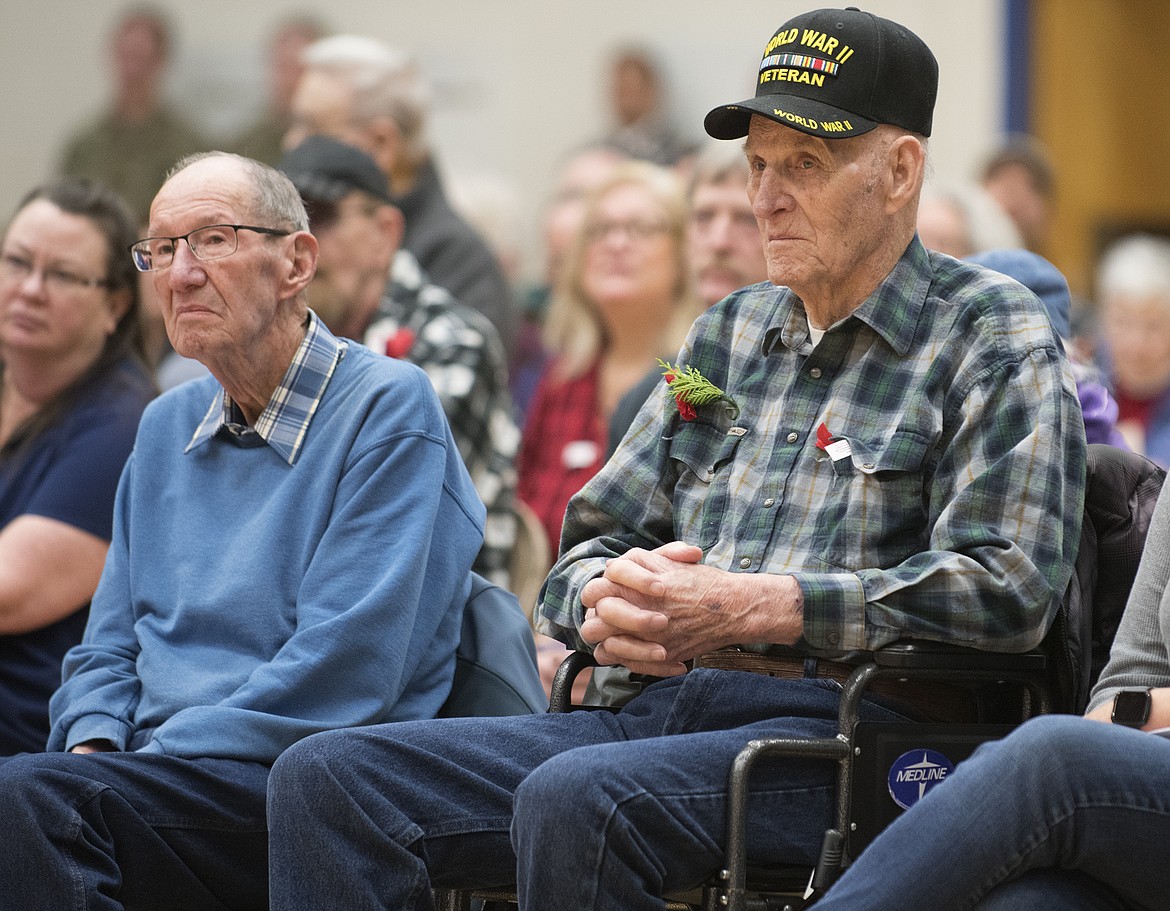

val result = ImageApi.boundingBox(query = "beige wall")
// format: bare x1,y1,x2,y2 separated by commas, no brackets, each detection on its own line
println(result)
0,0,1005,280
1033,0,1170,295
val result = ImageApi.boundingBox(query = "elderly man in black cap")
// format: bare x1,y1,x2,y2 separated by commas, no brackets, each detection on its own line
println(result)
286,35,517,357
266,9,1086,910
278,135,518,588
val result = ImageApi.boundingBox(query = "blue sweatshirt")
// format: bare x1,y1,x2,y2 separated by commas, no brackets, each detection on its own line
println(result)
48,341,485,763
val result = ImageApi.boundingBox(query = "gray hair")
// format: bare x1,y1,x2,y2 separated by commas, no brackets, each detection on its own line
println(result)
687,140,750,200
302,35,431,166
1098,234,1170,302
166,151,309,233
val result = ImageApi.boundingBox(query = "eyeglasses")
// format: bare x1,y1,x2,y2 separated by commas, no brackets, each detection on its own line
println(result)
0,251,112,292
129,224,291,272
583,219,671,244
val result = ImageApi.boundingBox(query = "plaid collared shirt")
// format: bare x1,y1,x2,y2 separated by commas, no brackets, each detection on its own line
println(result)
363,250,519,587
538,240,1087,658
187,312,346,465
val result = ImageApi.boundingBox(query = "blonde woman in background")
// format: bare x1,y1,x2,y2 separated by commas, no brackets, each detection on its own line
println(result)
517,161,704,554
517,162,704,701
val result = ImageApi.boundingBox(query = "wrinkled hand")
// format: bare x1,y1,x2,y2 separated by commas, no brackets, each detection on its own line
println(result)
70,739,116,754
581,541,744,676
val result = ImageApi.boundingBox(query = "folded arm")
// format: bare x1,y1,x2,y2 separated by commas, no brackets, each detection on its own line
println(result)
0,516,108,634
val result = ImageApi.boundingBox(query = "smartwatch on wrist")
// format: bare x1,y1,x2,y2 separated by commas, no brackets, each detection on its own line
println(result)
1111,688,1152,728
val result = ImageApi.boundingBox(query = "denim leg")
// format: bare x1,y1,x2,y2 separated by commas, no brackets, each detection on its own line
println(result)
267,711,622,911
513,670,899,911
814,714,1170,911
976,870,1137,911
268,670,915,911
0,751,270,911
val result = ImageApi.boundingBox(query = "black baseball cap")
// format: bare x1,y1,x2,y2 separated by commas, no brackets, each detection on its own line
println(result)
705,7,938,141
277,135,393,204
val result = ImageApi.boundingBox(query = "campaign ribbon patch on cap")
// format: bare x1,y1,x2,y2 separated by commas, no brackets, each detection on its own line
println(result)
887,749,954,811
760,53,840,78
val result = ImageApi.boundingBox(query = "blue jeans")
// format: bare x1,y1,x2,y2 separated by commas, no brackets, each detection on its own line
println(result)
0,751,270,910
814,714,1170,911
267,668,915,911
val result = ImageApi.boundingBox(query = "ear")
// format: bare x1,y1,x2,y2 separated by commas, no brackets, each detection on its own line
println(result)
104,287,133,335
374,204,405,264
365,115,404,183
885,134,926,216
281,231,319,298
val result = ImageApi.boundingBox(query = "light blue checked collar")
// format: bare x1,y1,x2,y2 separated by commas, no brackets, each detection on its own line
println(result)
186,312,347,465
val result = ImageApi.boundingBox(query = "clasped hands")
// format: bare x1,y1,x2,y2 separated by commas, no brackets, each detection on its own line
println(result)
580,541,740,677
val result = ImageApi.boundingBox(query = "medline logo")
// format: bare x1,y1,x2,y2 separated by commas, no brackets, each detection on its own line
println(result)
887,749,954,810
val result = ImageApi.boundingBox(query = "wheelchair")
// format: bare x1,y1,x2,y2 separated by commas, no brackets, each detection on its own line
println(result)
434,444,1165,911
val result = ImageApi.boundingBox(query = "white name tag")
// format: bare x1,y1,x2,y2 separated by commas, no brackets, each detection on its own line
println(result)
562,439,601,470
825,438,852,461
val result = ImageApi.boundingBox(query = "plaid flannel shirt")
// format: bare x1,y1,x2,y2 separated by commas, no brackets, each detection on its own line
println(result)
187,312,345,465
364,250,519,587
538,239,1087,659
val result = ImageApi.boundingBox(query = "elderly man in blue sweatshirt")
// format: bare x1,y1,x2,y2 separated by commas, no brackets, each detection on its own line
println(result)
0,151,484,910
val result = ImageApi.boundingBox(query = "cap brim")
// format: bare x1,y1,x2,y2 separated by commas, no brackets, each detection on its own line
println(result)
704,95,878,140
283,172,357,203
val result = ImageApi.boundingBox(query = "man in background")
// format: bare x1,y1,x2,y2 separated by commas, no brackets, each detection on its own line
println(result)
286,35,516,357
602,46,693,167
279,135,518,588
980,134,1057,255
231,15,328,166
60,6,207,224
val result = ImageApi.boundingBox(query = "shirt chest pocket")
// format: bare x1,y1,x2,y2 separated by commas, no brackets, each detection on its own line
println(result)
820,430,932,571
666,420,746,549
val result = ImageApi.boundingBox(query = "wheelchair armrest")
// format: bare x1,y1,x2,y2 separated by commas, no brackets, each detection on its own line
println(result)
872,639,1047,674
548,650,599,713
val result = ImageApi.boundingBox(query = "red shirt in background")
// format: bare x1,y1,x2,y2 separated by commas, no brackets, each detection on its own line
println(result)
516,359,606,553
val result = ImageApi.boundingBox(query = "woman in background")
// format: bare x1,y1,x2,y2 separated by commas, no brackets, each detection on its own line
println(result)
517,161,703,553
517,161,703,701
0,177,154,752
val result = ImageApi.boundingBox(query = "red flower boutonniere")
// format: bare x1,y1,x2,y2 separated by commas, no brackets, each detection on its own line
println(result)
384,328,416,359
659,358,725,422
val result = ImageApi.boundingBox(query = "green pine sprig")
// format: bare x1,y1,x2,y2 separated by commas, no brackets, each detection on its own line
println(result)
658,358,725,405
